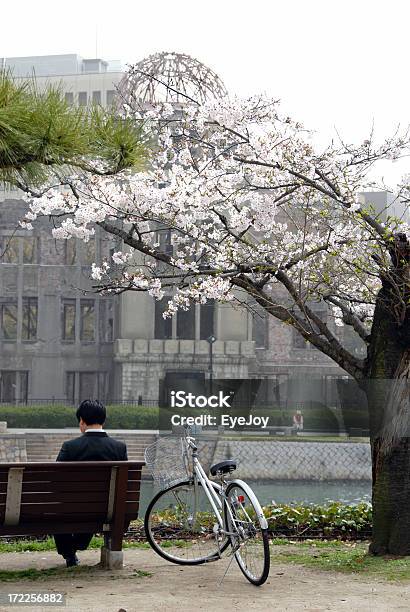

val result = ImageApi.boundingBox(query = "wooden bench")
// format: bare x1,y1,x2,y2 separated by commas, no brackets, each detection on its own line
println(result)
0,461,145,569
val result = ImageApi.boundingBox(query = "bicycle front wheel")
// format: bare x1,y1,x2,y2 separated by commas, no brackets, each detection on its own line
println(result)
225,480,270,586
145,479,230,565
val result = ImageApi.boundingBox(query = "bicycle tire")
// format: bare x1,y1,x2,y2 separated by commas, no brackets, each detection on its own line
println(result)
225,480,270,586
145,479,230,565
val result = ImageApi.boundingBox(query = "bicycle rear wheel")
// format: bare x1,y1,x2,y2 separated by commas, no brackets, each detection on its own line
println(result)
225,481,270,585
145,479,229,565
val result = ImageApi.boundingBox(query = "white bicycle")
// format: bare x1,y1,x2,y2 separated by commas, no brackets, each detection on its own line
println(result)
144,428,270,586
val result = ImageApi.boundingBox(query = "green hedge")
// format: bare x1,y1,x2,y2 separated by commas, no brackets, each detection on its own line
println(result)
0,403,368,431
0,405,159,429
265,501,372,538
128,501,372,540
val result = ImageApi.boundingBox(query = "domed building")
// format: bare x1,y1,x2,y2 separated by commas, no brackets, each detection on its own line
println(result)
117,51,227,105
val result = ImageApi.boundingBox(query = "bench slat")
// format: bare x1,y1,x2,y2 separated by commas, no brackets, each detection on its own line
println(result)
0,468,141,482
22,491,139,504
20,481,113,493
127,470,143,478
21,470,111,483
4,481,140,496
20,502,108,514
127,480,141,492
20,491,139,504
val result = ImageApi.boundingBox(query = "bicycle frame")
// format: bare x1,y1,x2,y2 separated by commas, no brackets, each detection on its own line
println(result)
183,433,268,541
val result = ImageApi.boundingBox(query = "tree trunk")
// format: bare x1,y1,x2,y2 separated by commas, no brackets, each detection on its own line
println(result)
365,279,410,555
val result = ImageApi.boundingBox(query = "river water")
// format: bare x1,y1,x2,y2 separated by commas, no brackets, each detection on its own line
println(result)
139,478,372,513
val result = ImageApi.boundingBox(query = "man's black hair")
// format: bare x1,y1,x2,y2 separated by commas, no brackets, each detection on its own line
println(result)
76,399,106,425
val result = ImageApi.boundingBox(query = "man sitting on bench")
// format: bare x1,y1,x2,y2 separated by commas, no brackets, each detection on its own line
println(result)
54,399,128,567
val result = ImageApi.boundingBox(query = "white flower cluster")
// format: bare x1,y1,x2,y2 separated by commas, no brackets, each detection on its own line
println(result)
22,88,410,334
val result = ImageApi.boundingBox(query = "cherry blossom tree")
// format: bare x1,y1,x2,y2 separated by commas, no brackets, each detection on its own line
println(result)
24,71,410,555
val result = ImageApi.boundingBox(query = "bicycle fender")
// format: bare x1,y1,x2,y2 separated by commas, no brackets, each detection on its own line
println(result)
226,478,269,530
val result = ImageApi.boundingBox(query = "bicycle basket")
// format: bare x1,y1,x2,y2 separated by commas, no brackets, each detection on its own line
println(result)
144,436,191,490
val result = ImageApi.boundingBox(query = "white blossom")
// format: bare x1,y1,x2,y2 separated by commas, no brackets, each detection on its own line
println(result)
22,86,410,344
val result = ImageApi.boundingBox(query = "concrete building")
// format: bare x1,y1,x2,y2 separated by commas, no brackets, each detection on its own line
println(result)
0,54,123,403
1,54,123,108
0,52,367,411
0,195,117,403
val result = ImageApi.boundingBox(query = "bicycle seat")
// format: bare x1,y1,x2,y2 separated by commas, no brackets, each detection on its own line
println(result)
210,460,237,476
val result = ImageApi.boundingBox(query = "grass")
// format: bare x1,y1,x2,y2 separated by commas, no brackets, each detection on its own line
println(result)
0,565,93,582
0,566,152,582
3,537,410,583
0,537,151,554
271,540,410,581
130,570,152,578
0,537,193,556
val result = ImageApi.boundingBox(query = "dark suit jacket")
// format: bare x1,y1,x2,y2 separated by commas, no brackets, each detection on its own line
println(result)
56,431,128,462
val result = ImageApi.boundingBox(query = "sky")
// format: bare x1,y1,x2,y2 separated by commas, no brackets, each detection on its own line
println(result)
3,0,410,186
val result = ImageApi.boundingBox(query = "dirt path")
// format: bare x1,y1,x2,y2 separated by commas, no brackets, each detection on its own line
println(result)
0,548,409,612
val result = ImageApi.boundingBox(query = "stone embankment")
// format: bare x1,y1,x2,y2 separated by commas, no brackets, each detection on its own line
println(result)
196,438,371,480
0,428,371,481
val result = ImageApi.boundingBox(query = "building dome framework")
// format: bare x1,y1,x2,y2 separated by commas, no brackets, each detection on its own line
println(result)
117,51,227,106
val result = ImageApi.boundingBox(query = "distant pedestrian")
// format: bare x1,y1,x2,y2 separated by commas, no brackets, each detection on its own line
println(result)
293,410,304,431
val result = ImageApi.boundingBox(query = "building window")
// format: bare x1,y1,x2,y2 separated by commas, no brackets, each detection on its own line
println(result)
0,371,28,403
78,91,87,106
22,237,36,263
83,239,96,265
106,90,116,106
2,236,37,263
99,300,114,342
79,372,107,401
80,299,95,342
65,239,76,265
155,298,216,341
66,371,108,403
62,299,76,342
1,300,17,340
157,229,173,256
64,92,74,105
2,236,20,263
177,305,195,339
200,300,215,340
66,372,75,404
155,299,216,340
92,90,101,105
22,297,38,340
270,375,288,407
155,298,172,339
252,309,268,348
